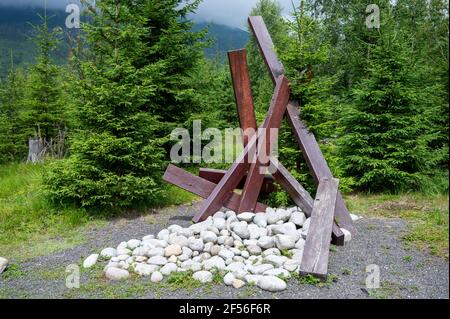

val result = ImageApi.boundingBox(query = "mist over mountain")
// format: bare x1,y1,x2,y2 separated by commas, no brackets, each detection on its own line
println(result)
0,6,249,77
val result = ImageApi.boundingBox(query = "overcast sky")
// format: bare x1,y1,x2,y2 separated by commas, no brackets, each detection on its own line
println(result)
0,0,295,28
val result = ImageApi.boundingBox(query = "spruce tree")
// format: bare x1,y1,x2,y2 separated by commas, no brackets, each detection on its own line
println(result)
45,0,204,209
338,7,439,192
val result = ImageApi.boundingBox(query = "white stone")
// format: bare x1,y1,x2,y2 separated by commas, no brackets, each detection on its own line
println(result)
263,268,290,278
189,218,213,234
0,257,8,274
168,224,183,234
148,256,168,266
169,235,188,247
193,271,213,283
116,248,131,256
237,212,255,222
283,259,300,272
257,236,275,249
117,254,130,261
213,218,226,230
257,275,287,292
289,211,306,227
224,237,234,247
100,248,117,259
244,239,258,246
83,254,99,268
160,263,177,276
105,267,130,281
224,272,235,286
214,211,226,219
248,224,261,239
253,213,267,228
303,218,311,231
135,256,148,263
142,234,155,241
295,238,306,250
188,238,204,252
132,247,148,257
241,251,250,259
203,256,226,271
251,264,274,274
151,271,163,283
157,229,170,241
274,235,296,250
201,231,218,243
262,248,281,257
164,244,182,257
127,239,141,250
245,274,262,285
144,239,167,248
218,249,234,260
117,241,128,250
270,222,297,236
232,223,250,239
247,245,262,256
264,255,287,268
147,247,165,257
134,263,157,276
341,228,352,243
226,262,245,273
225,211,236,219
350,214,362,221
267,209,291,224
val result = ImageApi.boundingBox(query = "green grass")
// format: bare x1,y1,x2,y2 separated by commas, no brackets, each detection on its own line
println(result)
0,163,197,261
346,193,449,260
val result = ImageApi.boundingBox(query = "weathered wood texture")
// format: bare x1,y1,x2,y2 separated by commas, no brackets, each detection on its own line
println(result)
194,76,290,221
299,178,339,280
163,164,268,213
248,16,284,83
286,103,355,234
228,49,257,147
199,168,275,193
248,15,355,236
238,76,290,213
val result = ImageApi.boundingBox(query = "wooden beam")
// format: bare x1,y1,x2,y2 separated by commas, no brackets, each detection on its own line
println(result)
194,76,290,222
247,16,355,236
228,49,257,147
299,178,339,280
270,158,344,245
248,16,284,84
199,168,275,193
163,164,268,213
286,103,355,234
238,76,290,213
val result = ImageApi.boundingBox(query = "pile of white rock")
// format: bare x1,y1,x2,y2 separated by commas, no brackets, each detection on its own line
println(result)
82,207,359,292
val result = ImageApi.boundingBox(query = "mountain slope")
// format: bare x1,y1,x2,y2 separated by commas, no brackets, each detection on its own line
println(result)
0,6,249,77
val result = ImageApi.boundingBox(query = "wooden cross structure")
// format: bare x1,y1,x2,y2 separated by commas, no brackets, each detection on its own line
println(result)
163,16,355,279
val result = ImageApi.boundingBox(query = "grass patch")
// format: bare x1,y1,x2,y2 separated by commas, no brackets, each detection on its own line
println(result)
346,193,449,260
0,163,197,261
1,263,25,280
291,272,339,287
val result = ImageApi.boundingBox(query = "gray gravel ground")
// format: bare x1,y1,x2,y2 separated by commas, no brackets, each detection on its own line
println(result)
0,202,448,299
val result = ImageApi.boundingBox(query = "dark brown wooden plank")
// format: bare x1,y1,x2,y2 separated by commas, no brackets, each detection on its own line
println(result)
299,178,339,280
238,76,290,213
286,103,355,234
270,158,344,245
247,16,355,236
199,168,275,193
248,16,284,84
163,164,268,213
194,76,290,221
228,49,257,147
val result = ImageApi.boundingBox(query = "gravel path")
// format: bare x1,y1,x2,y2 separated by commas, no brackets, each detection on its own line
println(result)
0,202,448,299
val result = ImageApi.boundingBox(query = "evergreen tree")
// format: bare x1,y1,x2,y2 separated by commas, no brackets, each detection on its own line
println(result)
45,0,204,209
23,9,65,143
0,55,27,163
338,6,440,192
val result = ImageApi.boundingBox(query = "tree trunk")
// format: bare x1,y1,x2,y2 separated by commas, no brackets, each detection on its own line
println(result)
27,138,46,163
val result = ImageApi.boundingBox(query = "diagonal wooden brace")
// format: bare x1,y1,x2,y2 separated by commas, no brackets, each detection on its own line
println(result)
163,164,268,213
248,15,355,235
193,76,290,222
